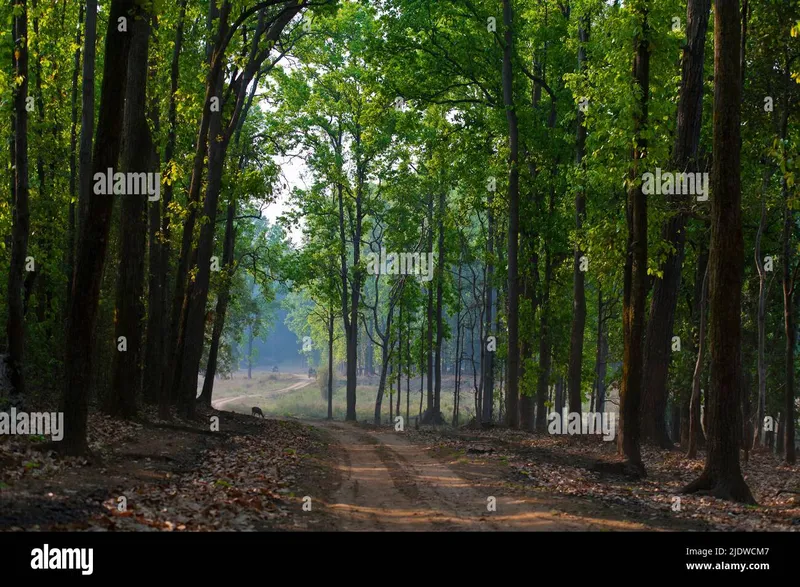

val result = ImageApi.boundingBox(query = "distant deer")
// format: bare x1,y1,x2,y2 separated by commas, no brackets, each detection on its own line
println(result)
251,407,264,418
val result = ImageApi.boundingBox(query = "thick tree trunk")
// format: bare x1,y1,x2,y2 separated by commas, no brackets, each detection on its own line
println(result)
641,0,710,448
683,0,754,503
61,0,135,455
6,0,30,398
109,7,152,419
502,0,520,429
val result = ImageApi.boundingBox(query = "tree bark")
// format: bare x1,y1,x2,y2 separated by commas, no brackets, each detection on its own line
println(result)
682,0,755,503
109,6,152,419
163,0,221,406
157,0,187,419
618,1,650,477
779,83,796,464
77,0,97,234
481,192,495,423
641,0,710,447
502,0,520,429
7,0,30,398
198,200,236,406
434,190,446,417
535,212,553,432
61,0,135,455
66,3,84,313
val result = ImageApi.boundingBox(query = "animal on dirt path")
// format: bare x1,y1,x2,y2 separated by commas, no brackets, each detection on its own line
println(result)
251,406,264,418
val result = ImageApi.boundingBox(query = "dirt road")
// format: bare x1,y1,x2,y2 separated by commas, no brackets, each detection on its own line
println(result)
211,377,314,409
305,420,604,531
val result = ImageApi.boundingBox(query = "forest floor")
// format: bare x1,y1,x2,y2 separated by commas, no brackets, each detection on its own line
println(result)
1,403,798,531
0,407,335,531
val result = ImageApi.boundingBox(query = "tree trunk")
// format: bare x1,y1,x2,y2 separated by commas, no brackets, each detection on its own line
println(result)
327,306,334,420
247,326,253,379
434,190,446,417
682,0,754,503
163,0,221,407
687,259,708,459
66,3,83,313
779,86,796,464
61,0,135,455
641,0,710,448
176,62,228,418
109,6,152,419
397,306,403,419
752,167,771,448
198,200,236,406
158,0,187,419
594,286,607,413
567,17,589,417
374,344,391,425
143,14,163,406
481,192,495,423
6,0,30,398
406,313,411,424
365,318,374,376
618,2,650,477
535,224,552,431
502,0,520,429
78,0,97,235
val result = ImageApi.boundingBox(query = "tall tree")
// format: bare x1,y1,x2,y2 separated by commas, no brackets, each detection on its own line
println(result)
567,15,589,417
683,0,755,503
618,0,650,477
641,0,711,447
108,4,153,419
6,0,31,398
61,0,135,455
502,0,520,429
